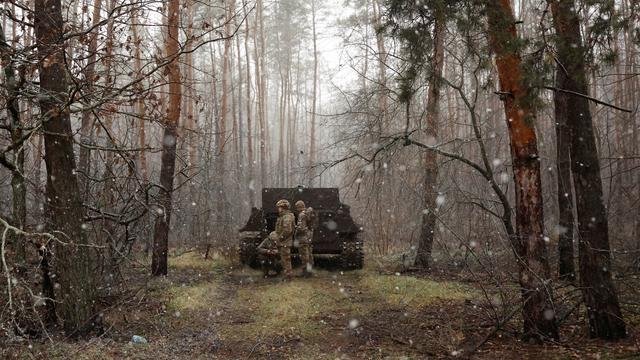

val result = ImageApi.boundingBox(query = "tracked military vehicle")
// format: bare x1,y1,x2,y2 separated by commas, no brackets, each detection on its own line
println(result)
239,187,364,270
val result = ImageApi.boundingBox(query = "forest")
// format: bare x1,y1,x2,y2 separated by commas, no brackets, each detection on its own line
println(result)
0,0,639,358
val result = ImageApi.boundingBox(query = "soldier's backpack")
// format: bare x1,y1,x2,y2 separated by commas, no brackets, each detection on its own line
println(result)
306,207,319,230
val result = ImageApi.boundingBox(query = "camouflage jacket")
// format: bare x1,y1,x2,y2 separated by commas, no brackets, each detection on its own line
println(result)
275,210,295,247
296,209,313,240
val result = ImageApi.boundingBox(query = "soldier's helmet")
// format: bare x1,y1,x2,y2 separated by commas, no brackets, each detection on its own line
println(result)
276,199,290,209
268,231,279,242
295,200,306,209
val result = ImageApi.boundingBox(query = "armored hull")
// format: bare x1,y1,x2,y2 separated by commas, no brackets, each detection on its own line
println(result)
239,187,364,270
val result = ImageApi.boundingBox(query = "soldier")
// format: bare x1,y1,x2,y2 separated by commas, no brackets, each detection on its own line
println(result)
295,200,315,276
257,231,281,277
275,199,295,280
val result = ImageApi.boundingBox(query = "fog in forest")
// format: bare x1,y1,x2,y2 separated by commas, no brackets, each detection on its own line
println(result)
1,0,639,358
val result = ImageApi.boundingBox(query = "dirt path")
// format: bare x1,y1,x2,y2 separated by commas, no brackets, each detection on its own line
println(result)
152,255,474,359
10,253,640,359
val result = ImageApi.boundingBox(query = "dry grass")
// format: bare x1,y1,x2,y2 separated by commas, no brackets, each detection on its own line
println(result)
360,273,475,309
226,280,331,340
14,254,640,360
169,251,231,271
168,282,220,312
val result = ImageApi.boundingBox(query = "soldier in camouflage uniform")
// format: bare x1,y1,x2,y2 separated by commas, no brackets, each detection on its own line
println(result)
275,199,295,279
295,200,314,276
257,231,281,277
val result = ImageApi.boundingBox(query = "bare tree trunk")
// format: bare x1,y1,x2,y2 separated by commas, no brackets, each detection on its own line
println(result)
78,0,102,192
414,10,444,269
549,0,626,339
185,0,197,176
362,0,369,94
209,41,220,147
0,23,26,262
370,0,390,251
291,46,302,184
554,58,576,281
286,65,293,184
100,0,117,206
219,0,235,202
38,243,56,325
33,132,44,220
253,0,266,188
216,0,236,233
372,0,388,130
555,113,575,280
309,0,318,186
220,0,235,153
627,0,640,248
34,0,96,335
208,37,221,238
235,20,244,184
483,0,558,341
231,43,240,181
258,0,268,182
243,1,255,206
152,0,182,276
131,9,147,183
131,7,148,255
278,72,286,185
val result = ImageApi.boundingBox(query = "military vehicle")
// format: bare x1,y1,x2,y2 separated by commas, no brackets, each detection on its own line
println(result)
239,187,364,270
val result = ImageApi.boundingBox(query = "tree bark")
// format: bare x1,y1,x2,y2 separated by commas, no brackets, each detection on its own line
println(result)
220,0,235,155
34,0,96,335
277,65,287,185
215,0,235,233
549,0,626,339
372,0,388,131
185,0,197,176
216,0,235,225
100,0,117,208
0,23,26,262
231,40,240,183
253,0,264,187
38,243,57,326
483,0,558,341
291,46,302,184
243,1,255,206
131,9,148,183
257,0,267,186
309,0,318,186
78,0,102,193
554,69,576,281
152,0,182,276
235,19,244,186
414,9,445,269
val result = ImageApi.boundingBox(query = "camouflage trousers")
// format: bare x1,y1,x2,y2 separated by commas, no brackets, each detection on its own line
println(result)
298,241,314,271
278,245,292,278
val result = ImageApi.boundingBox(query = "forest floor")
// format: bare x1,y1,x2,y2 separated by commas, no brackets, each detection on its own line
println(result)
5,252,640,359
